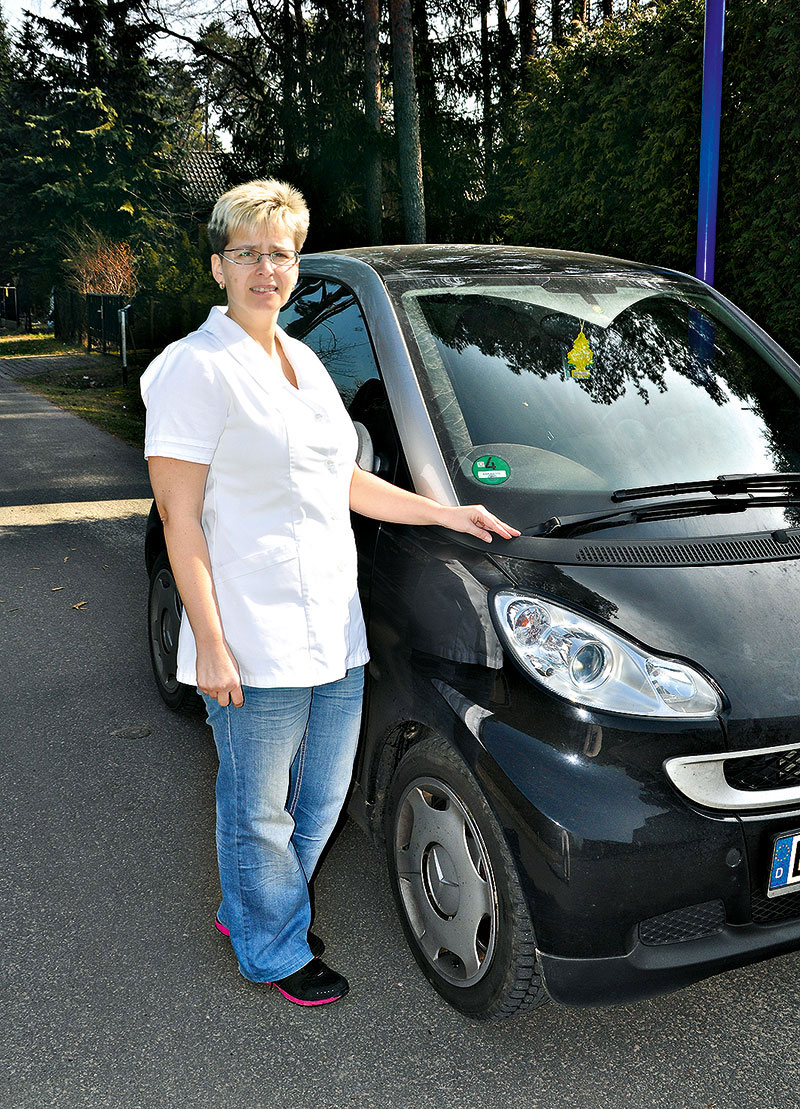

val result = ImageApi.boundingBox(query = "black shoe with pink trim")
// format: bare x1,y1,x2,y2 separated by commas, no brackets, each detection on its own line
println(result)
268,958,349,1006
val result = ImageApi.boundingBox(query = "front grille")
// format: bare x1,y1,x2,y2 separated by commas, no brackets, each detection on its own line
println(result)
725,748,800,792
639,900,725,946
575,530,800,568
751,886,800,925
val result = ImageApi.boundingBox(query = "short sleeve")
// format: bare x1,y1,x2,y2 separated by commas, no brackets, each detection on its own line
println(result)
141,340,228,463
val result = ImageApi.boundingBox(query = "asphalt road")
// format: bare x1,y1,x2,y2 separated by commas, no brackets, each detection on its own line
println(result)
2,377,798,1109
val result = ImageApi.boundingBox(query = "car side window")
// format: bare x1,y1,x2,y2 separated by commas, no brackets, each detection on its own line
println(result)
281,276,410,487
280,278,381,411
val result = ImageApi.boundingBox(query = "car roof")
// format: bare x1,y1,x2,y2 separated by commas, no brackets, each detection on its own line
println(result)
302,243,681,283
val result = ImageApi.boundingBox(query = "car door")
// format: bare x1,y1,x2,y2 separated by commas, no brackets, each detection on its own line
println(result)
279,274,407,623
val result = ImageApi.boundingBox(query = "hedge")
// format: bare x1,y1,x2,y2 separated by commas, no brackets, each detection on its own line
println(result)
508,0,800,360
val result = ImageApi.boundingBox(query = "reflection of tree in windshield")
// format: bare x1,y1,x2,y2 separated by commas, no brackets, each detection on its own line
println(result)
428,293,730,407
541,311,674,407
584,300,729,408
421,291,800,475
435,298,542,377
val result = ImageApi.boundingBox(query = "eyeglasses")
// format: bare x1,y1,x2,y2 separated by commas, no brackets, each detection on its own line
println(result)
219,248,300,268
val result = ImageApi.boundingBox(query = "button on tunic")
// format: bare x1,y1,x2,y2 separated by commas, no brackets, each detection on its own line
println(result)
140,306,369,688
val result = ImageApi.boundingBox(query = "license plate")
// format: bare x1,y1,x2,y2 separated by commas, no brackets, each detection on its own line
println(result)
768,830,800,898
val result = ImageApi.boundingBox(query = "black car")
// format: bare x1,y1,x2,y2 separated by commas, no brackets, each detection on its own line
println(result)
146,245,800,1019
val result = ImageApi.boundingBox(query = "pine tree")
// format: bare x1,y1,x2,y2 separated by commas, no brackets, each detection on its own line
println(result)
0,15,55,302
0,0,179,308
0,3,11,103
33,0,174,236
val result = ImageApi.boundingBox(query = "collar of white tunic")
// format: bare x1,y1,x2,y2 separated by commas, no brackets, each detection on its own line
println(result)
201,305,305,395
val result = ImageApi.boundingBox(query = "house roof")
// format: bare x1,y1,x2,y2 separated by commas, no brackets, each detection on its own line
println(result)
180,151,264,218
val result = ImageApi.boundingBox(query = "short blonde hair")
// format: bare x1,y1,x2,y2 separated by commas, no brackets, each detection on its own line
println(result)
208,179,310,254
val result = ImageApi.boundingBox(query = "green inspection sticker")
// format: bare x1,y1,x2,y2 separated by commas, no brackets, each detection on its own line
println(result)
472,455,511,485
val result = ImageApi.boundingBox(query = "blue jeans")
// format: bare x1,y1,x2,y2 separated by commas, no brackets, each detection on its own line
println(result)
201,665,364,982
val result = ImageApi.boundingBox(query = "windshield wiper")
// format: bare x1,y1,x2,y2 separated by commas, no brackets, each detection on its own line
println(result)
612,472,800,503
525,492,800,539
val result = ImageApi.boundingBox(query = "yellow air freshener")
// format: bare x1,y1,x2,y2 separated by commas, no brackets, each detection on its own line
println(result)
568,325,593,379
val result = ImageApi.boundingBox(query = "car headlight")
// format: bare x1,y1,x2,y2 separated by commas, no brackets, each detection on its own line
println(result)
492,591,721,718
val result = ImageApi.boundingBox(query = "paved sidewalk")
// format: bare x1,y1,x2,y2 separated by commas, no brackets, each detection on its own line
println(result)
0,376,150,509
0,351,121,381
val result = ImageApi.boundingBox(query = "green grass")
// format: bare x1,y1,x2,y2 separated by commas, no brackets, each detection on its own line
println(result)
2,329,147,448
27,366,146,448
0,328,86,357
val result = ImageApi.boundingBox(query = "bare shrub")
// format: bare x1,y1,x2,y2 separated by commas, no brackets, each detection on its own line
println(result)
63,230,139,296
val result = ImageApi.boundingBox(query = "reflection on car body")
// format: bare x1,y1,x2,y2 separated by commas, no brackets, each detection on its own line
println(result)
146,245,800,1019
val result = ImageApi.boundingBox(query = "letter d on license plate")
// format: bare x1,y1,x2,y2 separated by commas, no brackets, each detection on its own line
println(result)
768,831,800,898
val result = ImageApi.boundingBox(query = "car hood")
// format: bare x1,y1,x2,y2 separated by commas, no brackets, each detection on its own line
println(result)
492,550,800,746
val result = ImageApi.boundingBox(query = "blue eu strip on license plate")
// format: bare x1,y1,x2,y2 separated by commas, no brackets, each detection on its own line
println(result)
768,831,800,898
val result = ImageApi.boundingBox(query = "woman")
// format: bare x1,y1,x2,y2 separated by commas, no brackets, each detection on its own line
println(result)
141,179,518,1007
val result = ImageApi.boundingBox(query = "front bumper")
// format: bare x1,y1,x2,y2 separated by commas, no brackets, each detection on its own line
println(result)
471,681,800,1005
540,914,800,1006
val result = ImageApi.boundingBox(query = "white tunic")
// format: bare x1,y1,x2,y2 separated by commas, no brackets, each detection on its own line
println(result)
140,306,369,688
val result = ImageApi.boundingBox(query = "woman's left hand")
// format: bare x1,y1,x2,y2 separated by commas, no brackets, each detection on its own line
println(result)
349,466,520,542
439,504,521,543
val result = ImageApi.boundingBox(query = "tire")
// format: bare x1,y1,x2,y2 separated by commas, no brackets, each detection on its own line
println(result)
385,734,549,1019
147,550,194,711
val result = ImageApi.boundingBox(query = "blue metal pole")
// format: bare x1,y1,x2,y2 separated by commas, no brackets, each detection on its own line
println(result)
695,0,726,285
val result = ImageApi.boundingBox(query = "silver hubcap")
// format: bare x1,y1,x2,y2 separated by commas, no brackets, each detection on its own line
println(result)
393,775,497,987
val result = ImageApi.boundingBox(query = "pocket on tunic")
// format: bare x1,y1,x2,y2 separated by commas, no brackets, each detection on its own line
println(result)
213,541,295,583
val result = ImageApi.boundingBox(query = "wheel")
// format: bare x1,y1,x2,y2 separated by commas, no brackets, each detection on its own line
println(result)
385,734,548,1019
147,550,193,711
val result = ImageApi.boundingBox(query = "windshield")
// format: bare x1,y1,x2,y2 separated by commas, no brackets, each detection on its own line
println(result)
394,275,800,516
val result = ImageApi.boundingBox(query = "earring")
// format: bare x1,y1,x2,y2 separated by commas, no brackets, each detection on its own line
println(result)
219,282,225,290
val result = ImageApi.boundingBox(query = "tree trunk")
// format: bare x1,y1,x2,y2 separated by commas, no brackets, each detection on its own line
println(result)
363,0,382,244
281,0,298,170
552,0,564,45
519,0,536,66
293,0,311,108
496,0,515,101
480,0,492,179
602,0,614,17
412,0,436,126
389,0,426,242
